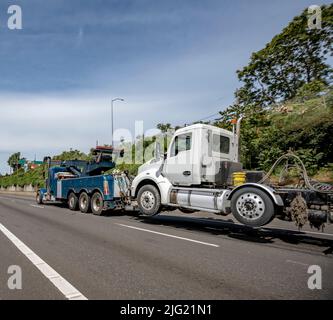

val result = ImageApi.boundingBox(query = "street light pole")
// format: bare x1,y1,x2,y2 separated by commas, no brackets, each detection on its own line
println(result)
111,98,124,147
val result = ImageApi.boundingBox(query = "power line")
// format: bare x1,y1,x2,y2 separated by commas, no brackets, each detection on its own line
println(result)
195,112,221,122
183,111,223,127
180,111,223,128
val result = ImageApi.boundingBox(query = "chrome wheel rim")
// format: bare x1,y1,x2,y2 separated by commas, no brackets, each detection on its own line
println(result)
93,196,101,212
236,193,265,221
81,196,87,209
141,191,155,210
69,196,75,208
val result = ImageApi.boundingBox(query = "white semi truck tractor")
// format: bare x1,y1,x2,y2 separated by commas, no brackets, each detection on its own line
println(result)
131,122,333,229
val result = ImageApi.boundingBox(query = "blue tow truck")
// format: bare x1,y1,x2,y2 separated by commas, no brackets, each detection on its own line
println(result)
36,146,131,215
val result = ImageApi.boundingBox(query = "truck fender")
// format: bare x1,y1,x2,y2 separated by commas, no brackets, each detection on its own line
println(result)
227,183,284,207
132,177,172,205
78,188,89,195
66,189,76,198
132,177,160,198
90,188,104,198
38,188,47,195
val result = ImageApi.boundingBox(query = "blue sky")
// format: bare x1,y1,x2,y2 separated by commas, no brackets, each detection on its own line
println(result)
0,0,332,173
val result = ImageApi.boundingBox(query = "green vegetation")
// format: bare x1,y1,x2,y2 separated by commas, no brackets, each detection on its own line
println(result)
52,149,90,161
235,4,332,107
0,165,45,188
216,88,333,177
7,152,21,172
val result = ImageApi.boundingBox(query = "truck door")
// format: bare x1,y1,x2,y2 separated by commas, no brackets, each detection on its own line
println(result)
163,132,194,186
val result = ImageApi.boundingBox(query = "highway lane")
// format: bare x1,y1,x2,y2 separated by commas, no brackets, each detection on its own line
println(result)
0,193,332,300
0,232,65,300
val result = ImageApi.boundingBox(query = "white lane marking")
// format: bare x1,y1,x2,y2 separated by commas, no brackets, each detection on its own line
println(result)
286,260,310,267
30,204,45,209
0,223,88,300
116,223,220,248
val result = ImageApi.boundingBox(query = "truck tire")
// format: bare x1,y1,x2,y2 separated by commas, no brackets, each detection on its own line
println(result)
68,192,79,211
91,192,104,216
79,192,91,214
137,185,161,216
36,192,43,205
231,187,275,227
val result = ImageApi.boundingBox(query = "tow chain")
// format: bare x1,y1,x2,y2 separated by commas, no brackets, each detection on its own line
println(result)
287,194,308,230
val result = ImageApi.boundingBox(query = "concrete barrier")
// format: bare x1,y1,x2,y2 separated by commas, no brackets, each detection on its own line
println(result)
0,185,36,197
24,184,35,192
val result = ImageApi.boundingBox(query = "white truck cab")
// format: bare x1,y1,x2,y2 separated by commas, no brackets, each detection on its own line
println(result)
131,123,284,228
162,124,239,186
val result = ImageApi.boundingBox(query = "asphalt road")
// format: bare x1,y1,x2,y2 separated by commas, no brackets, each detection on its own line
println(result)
0,193,332,300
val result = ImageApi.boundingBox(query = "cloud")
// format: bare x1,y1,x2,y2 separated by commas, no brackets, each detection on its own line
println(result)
0,89,222,173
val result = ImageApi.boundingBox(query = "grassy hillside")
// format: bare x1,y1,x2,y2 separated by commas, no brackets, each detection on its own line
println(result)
216,88,333,181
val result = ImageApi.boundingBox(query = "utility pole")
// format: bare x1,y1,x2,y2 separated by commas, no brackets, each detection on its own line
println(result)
111,98,125,147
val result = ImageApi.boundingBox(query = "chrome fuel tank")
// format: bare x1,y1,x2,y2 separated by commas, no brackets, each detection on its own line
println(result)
169,187,231,214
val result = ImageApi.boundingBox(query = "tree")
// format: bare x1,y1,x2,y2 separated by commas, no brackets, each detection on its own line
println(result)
236,4,333,108
157,123,172,133
7,152,21,172
52,149,89,161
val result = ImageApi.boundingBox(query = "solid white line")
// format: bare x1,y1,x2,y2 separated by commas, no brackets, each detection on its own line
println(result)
0,223,88,300
30,204,44,209
116,223,220,247
286,260,310,267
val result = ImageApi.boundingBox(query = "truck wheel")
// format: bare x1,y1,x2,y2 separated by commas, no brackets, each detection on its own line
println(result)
91,192,104,216
36,192,43,205
68,192,79,211
79,192,91,214
137,185,161,216
231,187,275,227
